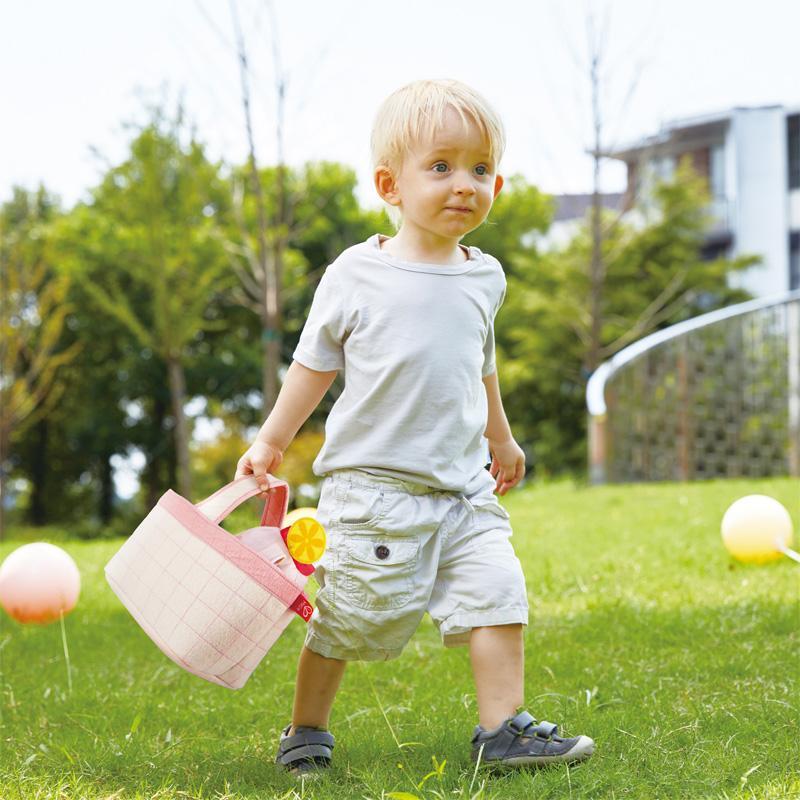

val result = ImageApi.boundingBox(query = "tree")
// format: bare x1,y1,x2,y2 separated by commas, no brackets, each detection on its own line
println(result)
0,187,81,539
498,163,755,473
218,159,387,428
57,106,232,501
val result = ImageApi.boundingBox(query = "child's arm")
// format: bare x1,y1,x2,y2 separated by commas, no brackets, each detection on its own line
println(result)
483,370,513,442
235,361,338,493
482,371,526,495
257,361,338,450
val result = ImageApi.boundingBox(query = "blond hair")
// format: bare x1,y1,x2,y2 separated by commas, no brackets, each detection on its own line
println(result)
371,79,506,227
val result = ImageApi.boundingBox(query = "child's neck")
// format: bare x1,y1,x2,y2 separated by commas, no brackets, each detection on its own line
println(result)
379,228,468,266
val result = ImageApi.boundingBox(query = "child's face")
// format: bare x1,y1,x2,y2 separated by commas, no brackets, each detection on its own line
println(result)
379,107,504,243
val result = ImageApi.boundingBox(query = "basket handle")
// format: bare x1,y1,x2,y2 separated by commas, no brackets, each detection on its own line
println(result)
195,475,289,529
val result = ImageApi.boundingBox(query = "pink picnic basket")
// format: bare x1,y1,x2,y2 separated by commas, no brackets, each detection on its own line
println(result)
104,474,314,689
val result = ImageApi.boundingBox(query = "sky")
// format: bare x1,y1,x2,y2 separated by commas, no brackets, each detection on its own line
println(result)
3,0,799,499
3,0,800,214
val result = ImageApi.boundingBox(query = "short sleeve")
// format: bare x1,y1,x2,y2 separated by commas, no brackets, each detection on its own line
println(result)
292,267,347,372
481,283,506,378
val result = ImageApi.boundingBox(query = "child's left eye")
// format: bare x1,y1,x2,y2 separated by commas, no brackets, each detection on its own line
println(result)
475,165,488,175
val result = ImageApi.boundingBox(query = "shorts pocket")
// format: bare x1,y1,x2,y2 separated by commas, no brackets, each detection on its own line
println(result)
335,481,386,528
342,535,419,610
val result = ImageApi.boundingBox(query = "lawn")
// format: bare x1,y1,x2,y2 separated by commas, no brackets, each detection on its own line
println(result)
1,477,798,800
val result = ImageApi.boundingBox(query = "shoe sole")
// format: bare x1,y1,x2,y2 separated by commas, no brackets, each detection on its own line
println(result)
289,767,328,779
473,735,595,768
278,761,331,779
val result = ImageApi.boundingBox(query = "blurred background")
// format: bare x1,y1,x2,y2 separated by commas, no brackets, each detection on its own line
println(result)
2,0,798,540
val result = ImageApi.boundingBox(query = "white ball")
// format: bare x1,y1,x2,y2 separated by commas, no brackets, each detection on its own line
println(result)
0,542,81,624
721,495,794,564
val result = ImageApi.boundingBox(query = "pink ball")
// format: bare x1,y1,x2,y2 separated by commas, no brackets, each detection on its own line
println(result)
0,542,81,624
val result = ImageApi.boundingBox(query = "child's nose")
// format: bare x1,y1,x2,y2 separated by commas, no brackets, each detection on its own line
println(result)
453,174,476,193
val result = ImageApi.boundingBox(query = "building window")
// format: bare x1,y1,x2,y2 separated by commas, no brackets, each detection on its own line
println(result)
790,232,800,291
652,155,675,182
789,115,800,190
685,148,710,181
701,239,732,261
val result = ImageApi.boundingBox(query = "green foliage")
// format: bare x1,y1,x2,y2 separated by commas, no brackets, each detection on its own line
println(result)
273,429,327,497
494,160,757,474
196,159,388,454
185,397,242,479
59,106,234,359
0,186,94,529
7,113,385,528
32,106,236,525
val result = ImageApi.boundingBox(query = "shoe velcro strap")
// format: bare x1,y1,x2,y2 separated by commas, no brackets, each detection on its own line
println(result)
280,729,335,750
531,721,558,739
278,743,333,765
507,711,536,734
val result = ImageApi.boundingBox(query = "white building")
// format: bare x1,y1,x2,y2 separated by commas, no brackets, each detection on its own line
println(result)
607,105,800,298
537,193,624,251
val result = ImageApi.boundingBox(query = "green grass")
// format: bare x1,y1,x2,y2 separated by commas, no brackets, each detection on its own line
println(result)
1,478,798,799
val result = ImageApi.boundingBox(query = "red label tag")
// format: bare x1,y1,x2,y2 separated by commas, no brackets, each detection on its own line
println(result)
290,594,314,622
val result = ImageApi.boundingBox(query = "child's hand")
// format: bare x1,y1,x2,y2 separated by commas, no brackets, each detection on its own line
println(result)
488,437,526,495
235,439,284,498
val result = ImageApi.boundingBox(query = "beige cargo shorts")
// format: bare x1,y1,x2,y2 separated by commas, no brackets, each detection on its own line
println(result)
304,467,529,661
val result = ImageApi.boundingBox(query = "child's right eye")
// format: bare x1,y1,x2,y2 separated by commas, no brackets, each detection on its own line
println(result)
432,163,448,173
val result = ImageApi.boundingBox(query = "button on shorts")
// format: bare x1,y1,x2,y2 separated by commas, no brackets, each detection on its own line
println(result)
304,467,529,661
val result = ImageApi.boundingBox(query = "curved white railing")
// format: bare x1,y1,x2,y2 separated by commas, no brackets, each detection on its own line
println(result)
587,290,800,416
587,290,800,483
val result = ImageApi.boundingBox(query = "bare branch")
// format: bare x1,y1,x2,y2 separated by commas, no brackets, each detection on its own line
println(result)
230,285,261,314
220,238,263,299
599,271,692,358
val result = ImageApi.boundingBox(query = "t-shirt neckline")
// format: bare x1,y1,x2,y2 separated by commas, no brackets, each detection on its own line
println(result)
368,233,483,275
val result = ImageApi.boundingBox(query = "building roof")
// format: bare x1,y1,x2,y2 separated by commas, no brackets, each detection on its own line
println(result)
606,104,800,161
552,192,625,222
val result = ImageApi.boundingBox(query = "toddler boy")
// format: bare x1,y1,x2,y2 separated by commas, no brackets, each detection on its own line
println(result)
236,79,595,774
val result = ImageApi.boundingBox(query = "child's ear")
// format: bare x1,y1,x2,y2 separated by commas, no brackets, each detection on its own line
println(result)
493,174,504,199
374,166,402,206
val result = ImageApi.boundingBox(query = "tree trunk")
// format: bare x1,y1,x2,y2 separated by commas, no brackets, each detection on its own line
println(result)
587,46,604,374
99,450,115,524
262,163,287,420
28,416,49,526
166,356,192,501
144,392,167,511
229,0,287,422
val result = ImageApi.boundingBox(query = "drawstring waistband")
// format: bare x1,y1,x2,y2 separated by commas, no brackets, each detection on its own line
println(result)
459,495,475,513
327,468,476,513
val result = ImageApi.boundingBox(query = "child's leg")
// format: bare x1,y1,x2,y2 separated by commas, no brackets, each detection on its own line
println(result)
289,645,347,734
469,623,524,729
468,622,595,765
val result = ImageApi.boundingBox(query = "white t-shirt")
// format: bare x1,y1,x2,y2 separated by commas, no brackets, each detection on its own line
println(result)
292,232,507,494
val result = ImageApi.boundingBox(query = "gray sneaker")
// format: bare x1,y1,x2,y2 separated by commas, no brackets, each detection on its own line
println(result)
275,724,335,776
471,711,595,767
